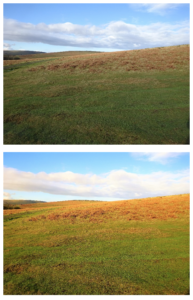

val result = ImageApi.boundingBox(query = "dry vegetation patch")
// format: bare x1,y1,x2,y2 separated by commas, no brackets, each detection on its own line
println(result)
26,45,189,74
18,194,190,224
4,264,29,274
4,195,189,222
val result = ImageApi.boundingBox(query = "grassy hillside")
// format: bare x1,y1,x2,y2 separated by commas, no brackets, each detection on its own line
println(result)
3,50,101,62
4,194,189,295
4,200,46,205
4,45,189,144
4,50,45,57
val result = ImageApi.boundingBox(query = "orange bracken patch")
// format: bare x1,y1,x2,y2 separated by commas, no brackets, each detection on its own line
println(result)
5,194,189,224
26,45,189,73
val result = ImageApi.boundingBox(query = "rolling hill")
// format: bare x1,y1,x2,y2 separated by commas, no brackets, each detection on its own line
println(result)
4,200,46,205
4,50,45,56
4,194,189,295
4,45,189,144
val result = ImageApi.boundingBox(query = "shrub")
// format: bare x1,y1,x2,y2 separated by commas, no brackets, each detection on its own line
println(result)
3,55,20,60
3,205,11,210
3,204,21,210
14,205,21,209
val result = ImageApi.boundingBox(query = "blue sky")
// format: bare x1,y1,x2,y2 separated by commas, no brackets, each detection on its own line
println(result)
3,152,190,202
3,3,190,52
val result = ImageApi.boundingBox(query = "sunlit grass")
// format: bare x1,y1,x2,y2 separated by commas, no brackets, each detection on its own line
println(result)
4,194,189,295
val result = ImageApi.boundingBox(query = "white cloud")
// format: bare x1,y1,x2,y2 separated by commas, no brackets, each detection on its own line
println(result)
131,152,185,164
3,18,189,51
132,3,179,16
134,43,141,47
3,192,13,200
3,167,189,200
3,42,14,50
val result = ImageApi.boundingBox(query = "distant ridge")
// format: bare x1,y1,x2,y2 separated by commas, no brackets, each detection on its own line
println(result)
3,200,46,205
3,50,102,60
4,50,45,56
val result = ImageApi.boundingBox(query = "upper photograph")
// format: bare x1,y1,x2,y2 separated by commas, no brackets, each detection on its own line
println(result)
3,3,190,145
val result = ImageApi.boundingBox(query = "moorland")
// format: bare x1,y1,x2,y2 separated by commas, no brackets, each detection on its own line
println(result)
4,194,189,295
4,45,189,144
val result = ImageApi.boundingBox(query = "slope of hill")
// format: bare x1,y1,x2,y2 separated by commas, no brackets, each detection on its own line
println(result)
4,50,102,60
4,44,189,144
4,194,189,295
4,50,45,56
4,200,46,205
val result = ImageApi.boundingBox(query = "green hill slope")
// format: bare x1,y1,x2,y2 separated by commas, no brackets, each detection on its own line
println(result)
4,194,189,295
4,45,189,144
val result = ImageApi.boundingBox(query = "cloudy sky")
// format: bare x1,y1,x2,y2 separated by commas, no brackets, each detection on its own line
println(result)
3,2,189,52
3,152,189,202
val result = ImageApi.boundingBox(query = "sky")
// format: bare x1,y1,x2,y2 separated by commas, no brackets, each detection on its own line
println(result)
3,152,190,202
3,2,190,53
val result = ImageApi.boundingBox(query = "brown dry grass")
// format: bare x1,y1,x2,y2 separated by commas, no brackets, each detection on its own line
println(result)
25,45,189,74
4,264,29,274
4,194,189,224
46,194,189,223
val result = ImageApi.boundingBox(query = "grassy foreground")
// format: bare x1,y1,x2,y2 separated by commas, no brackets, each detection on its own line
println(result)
4,194,189,295
4,45,189,144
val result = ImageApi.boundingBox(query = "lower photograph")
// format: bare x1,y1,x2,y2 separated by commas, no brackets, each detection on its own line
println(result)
3,152,190,295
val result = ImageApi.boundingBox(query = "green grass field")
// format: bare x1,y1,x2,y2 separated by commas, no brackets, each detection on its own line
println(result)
4,194,189,295
4,45,189,144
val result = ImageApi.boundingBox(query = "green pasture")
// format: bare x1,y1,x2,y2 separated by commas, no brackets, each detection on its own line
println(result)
4,47,189,144
4,207,189,295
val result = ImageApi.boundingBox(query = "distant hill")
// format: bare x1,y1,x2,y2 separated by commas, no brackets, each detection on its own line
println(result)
4,50,45,56
4,50,102,60
3,200,46,205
